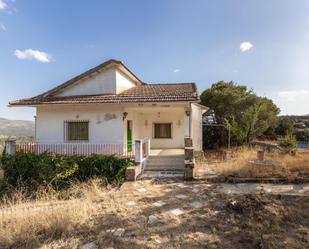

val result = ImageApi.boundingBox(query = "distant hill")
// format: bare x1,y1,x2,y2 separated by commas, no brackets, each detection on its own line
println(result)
0,117,34,136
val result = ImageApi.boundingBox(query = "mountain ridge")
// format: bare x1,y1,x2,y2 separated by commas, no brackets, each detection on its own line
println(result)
0,117,34,136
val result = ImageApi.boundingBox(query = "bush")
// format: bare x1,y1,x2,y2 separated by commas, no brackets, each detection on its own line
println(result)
0,153,134,189
278,135,297,153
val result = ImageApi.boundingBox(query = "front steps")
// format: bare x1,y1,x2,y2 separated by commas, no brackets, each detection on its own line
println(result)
139,154,185,179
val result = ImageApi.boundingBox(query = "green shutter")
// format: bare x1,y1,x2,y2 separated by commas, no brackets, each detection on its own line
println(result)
166,124,172,138
154,123,172,138
154,124,160,138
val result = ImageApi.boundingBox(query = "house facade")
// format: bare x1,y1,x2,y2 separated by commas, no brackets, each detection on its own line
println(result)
10,59,207,154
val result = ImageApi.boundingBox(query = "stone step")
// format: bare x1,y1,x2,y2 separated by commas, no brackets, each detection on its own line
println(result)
148,155,185,158
145,165,185,171
139,170,184,179
147,157,184,164
146,161,185,166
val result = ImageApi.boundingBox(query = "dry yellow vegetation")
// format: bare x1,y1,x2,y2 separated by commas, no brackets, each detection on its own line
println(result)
0,179,308,249
200,147,309,178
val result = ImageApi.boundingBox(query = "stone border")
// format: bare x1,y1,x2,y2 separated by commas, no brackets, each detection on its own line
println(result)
195,175,309,184
226,176,309,184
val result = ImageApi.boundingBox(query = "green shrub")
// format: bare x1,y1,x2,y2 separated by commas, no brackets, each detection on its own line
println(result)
0,153,134,189
278,135,297,153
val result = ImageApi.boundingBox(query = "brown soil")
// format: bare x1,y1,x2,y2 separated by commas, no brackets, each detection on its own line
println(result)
1,180,308,249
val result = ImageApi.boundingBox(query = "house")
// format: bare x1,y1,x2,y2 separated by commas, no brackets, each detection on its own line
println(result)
9,59,207,162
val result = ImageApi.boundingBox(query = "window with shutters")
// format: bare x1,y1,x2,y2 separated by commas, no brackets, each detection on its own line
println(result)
65,121,89,141
153,123,172,139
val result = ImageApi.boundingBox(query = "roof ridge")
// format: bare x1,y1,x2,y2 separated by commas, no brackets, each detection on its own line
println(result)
146,82,196,85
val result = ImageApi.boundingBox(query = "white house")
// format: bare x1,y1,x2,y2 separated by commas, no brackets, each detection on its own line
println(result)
9,59,207,158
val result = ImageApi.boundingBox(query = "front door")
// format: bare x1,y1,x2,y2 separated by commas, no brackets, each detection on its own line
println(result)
127,120,133,152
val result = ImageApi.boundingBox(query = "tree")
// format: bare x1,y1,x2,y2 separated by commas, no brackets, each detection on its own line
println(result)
201,81,280,147
275,116,294,137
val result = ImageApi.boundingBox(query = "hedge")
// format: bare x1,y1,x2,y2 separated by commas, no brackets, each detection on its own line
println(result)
0,152,134,188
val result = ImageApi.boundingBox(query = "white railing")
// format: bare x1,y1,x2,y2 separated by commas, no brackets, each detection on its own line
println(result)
16,142,134,158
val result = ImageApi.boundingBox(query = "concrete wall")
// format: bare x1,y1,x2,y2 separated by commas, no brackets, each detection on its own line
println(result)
56,67,136,96
36,105,124,144
190,103,203,151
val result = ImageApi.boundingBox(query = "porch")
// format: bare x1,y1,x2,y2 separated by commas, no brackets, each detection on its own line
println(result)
123,103,191,150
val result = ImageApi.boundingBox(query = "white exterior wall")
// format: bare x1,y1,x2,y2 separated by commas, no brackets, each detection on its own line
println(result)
35,103,195,150
115,69,136,93
190,103,203,151
57,68,116,96
56,67,136,97
124,106,187,149
36,105,124,144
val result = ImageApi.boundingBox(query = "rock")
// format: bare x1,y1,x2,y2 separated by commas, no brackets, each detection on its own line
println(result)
153,200,166,207
125,230,135,237
113,228,125,237
189,201,203,209
137,188,147,193
192,188,200,193
176,183,187,188
127,201,136,206
175,194,188,199
170,208,184,216
163,188,172,192
154,239,161,244
79,241,97,249
148,215,159,225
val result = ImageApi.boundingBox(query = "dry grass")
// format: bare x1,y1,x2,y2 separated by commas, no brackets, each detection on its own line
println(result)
202,147,309,178
0,179,308,248
0,179,110,249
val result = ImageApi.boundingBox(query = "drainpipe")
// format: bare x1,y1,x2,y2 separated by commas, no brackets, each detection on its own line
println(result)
34,115,37,142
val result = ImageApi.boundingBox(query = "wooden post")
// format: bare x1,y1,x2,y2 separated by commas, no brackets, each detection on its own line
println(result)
257,150,265,161
5,140,16,156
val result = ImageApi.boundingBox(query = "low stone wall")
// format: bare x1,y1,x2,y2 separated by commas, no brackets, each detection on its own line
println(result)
125,164,142,181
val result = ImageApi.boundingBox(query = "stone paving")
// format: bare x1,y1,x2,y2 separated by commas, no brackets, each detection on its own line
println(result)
77,180,309,249
218,183,309,196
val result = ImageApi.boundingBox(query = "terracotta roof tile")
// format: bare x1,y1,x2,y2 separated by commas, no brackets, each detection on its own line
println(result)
9,83,199,106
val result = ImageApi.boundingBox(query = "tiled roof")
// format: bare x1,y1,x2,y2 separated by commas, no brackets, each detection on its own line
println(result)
9,83,199,106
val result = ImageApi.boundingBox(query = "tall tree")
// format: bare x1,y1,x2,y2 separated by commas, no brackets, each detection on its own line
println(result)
201,81,280,146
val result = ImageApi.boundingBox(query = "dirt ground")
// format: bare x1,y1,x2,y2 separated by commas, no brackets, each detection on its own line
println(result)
2,180,307,249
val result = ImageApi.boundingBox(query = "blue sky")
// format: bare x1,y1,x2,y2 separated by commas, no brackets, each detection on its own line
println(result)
1,0,309,120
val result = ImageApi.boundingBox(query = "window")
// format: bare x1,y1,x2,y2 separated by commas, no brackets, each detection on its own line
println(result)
154,123,172,138
65,121,89,141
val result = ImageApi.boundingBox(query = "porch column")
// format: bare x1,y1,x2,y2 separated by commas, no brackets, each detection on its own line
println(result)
184,108,191,138
134,139,143,163
184,137,194,180
5,140,16,156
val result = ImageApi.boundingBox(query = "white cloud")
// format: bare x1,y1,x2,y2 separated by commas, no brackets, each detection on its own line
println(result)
173,69,180,73
0,23,6,31
240,41,253,52
0,0,7,10
14,49,51,63
278,90,309,101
